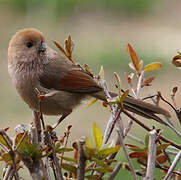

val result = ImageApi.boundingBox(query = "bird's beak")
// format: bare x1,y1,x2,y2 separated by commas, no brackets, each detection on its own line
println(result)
38,42,46,53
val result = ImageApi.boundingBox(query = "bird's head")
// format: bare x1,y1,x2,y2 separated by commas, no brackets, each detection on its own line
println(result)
8,28,47,64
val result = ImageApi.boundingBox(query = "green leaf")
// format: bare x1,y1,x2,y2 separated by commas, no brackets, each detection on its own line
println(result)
92,123,103,150
61,163,77,175
85,175,100,179
0,135,11,148
145,134,149,148
55,142,61,150
99,145,121,158
109,98,121,104
99,65,104,80
0,152,12,164
156,143,170,151
22,143,42,159
144,62,162,72
15,133,29,152
0,152,20,165
85,137,92,148
91,158,109,167
88,166,113,173
114,72,122,97
119,89,129,103
105,159,117,164
56,147,73,154
84,146,97,159
88,99,98,107
60,156,78,163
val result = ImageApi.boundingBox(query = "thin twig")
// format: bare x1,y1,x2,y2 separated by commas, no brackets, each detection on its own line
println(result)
45,158,52,180
98,78,122,145
123,110,181,149
33,111,42,143
77,137,87,180
61,126,72,165
45,131,63,180
3,165,13,180
123,120,133,138
145,130,157,180
117,129,137,180
157,91,181,125
108,162,122,180
103,106,122,144
126,133,145,145
165,149,178,155
163,150,181,180
136,70,144,98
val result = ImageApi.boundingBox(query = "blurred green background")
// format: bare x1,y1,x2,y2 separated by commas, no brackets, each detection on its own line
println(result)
1,0,181,179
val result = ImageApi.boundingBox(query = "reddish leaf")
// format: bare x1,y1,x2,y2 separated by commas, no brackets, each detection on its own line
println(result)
141,76,155,88
65,35,74,60
84,64,94,78
127,43,140,73
125,144,145,152
129,152,147,159
53,40,66,56
156,154,167,164
172,87,178,97
172,55,181,67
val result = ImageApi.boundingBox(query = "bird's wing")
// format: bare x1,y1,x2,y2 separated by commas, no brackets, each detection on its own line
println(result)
39,55,102,93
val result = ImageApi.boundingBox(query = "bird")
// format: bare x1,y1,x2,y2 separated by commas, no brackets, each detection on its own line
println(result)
8,28,170,128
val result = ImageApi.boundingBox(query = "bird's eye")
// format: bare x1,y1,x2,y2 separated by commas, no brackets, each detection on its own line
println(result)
26,42,33,48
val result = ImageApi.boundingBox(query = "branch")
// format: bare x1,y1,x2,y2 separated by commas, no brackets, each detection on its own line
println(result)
145,130,157,180
117,129,137,180
108,162,122,180
3,165,14,180
163,150,181,180
123,110,181,149
136,70,144,98
98,78,122,145
33,111,42,144
44,130,63,180
77,137,87,180
126,133,145,145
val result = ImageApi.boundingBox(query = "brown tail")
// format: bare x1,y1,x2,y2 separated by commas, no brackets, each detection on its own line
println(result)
92,91,171,125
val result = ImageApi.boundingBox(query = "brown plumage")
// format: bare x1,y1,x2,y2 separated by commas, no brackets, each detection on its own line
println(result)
8,28,170,127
